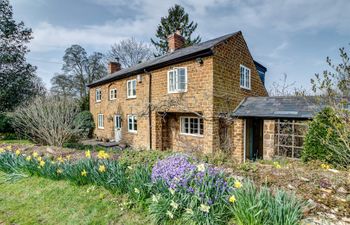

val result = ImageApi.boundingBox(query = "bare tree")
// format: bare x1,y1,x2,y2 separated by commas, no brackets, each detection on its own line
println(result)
11,96,86,147
269,73,307,96
108,37,153,68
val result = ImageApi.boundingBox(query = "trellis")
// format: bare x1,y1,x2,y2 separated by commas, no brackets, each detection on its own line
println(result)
274,119,308,158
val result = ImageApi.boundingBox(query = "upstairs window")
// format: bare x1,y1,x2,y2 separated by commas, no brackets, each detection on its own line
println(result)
127,79,136,98
128,115,137,132
110,88,117,100
240,65,251,90
98,114,104,129
168,67,187,93
180,117,204,136
96,89,102,102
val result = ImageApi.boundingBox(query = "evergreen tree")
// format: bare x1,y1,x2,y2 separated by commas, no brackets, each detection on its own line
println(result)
0,0,43,112
151,4,201,55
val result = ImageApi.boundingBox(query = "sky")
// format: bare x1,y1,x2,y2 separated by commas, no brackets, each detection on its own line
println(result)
11,0,350,92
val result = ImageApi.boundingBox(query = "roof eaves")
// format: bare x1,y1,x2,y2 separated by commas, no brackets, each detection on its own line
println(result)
87,48,214,88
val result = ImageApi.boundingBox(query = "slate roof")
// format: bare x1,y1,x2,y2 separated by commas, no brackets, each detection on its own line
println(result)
232,96,325,119
88,31,241,87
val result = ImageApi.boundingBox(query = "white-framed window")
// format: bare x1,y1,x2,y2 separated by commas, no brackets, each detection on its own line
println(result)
168,67,187,93
110,88,117,100
96,89,102,102
240,65,251,90
180,117,204,136
97,114,104,129
127,79,136,98
128,115,137,133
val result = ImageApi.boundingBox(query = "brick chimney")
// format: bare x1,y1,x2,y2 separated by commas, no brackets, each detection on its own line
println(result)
167,30,185,53
108,60,121,74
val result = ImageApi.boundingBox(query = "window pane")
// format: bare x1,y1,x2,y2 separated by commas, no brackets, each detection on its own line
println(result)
169,71,174,91
132,80,136,96
178,68,186,90
200,119,204,135
134,116,137,131
127,82,131,96
128,116,132,130
240,67,244,86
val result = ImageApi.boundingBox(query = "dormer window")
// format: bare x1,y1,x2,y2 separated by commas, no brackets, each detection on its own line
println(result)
96,89,102,102
168,67,187,93
240,65,251,90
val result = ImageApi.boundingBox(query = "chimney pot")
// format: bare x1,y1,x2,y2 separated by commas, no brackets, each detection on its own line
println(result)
167,30,185,53
108,61,121,74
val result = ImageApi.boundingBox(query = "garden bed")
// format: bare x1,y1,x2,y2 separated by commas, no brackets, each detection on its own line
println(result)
0,142,349,224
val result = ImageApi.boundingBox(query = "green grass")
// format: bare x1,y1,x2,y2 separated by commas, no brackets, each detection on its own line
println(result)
0,139,33,145
0,171,149,225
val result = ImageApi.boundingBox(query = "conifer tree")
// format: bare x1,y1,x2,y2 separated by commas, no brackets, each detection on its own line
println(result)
151,4,201,55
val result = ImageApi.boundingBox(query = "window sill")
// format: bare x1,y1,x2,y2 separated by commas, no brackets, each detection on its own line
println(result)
240,86,251,91
97,127,104,129
127,96,136,99
96,100,101,103
179,133,203,138
128,130,137,134
109,98,117,101
168,90,187,94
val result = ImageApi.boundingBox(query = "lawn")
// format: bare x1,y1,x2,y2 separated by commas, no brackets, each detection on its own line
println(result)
0,171,148,225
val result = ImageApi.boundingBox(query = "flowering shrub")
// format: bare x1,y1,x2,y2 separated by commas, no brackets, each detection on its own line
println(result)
151,154,196,189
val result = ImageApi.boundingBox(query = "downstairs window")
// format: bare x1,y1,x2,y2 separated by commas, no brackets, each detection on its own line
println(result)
180,117,204,136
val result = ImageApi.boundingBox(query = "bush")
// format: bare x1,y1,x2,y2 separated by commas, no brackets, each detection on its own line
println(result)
0,113,14,133
73,111,95,138
11,96,84,147
302,107,350,167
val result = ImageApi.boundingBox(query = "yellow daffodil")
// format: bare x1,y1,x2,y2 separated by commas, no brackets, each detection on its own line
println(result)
32,152,38,158
37,156,42,161
197,163,205,172
98,165,106,173
168,188,175,195
6,145,12,150
85,150,91,158
170,200,178,209
25,156,31,161
81,169,87,176
321,163,330,170
0,148,4,153
166,211,174,219
273,162,281,169
15,150,21,156
57,169,63,174
127,166,133,170
39,160,45,167
229,195,236,203
97,150,110,159
152,194,160,203
234,181,242,189
185,208,194,215
66,155,71,160
57,156,64,163
199,204,210,213
134,188,140,194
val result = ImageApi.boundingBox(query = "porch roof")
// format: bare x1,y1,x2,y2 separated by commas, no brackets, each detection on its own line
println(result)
232,96,324,119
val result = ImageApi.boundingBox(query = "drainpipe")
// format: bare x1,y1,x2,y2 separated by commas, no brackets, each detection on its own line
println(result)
243,119,246,163
145,69,152,150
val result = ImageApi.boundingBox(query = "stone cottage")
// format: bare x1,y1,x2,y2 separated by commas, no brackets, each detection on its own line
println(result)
88,30,272,161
